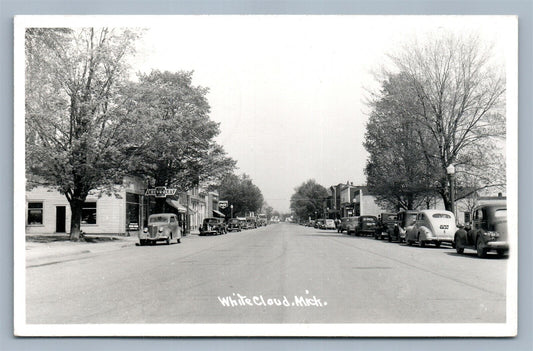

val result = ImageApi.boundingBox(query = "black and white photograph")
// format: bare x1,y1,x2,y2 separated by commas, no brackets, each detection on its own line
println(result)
13,15,518,337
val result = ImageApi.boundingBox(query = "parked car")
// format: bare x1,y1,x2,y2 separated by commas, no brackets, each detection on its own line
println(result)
345,217,359,235
338,217,355,233
139,213,182,246
245,217,257,229
226,218,242,232
237,217,247,229
454,205,508,258
314,219,324,229
405,210,456,247
374,212,398,240
354,216,379,236
388,210,418,242
324,219,336,230
199,217,227,236
307,220,315,227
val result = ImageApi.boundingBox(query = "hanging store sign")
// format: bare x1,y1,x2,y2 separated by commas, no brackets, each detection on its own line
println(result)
145,187,177,198
218,200,228,209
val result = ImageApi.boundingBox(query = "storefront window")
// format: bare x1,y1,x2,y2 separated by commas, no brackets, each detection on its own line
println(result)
27,202,43,225
81,202,97,224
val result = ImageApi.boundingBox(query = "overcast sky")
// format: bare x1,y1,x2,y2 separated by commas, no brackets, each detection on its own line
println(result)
127,15,512,212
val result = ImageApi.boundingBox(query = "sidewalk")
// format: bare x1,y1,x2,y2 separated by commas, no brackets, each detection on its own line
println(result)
25,234,139,267
25,231,201,267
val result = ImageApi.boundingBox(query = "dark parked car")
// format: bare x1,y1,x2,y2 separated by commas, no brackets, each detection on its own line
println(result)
454,204,508,258
226,218,242,232
388,210,418,242
374,212,398,240
199,217,227,236
338,217,355,233
354,216,378,236
314,219,324,229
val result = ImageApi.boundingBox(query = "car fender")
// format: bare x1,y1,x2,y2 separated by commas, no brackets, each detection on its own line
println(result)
419,226,432,240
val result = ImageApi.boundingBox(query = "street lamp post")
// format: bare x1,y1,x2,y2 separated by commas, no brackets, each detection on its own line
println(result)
446,164,456,218
230,204,233,219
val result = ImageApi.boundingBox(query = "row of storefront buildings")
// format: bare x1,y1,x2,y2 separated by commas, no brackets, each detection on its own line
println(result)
25,176,225,235
322,181,506,224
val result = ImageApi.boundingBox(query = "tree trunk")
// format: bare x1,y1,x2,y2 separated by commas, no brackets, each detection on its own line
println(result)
69,199,83,241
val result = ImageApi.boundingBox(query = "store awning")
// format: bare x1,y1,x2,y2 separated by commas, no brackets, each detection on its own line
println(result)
166,199,187,213
213,209,225,218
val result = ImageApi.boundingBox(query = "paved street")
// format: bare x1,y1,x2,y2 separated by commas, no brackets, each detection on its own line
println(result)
26,222,507,324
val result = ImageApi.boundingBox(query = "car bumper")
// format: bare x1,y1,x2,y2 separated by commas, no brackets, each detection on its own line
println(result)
139,233,169,241
485,241,509,250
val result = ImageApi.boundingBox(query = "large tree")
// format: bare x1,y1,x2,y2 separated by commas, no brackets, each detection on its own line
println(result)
366,32,506,211
216,174,264,217
290,179,329,221
124,70,236,211
25,28,140,240
365,73,439,210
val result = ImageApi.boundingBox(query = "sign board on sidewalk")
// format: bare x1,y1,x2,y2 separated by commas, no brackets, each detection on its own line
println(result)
218,200,228,209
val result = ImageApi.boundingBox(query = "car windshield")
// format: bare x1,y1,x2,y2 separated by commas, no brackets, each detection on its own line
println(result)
494,209,507,218
363,217,376,222
406,214,417,225
385,215,397,220
205,219,219,224
149,216,168,223
432,213,451,219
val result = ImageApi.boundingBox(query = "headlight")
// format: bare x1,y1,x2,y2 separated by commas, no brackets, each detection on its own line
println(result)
143,228,148,233
483,231,500,238
158,227,163,233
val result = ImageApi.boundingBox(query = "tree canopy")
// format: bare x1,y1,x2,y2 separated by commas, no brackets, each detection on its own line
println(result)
365,32,506,210
216,174,264,217
124,70,236,194
290,179,329,221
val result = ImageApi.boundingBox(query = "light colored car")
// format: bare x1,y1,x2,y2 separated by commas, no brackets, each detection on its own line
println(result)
454,205,508,258
324,219,336,230
406,210,456,247
139,213,182,246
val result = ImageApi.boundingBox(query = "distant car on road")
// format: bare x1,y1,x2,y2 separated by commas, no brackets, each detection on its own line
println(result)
199,217,227,236
324,219,336,230
245,217,257,229
388,210,418,242
354,216,378,236
139,213,182,246
338,217,355,233
226,218,242,232
314,219,324,229
454,205,508,258
374,212,398,240
406,210,456,247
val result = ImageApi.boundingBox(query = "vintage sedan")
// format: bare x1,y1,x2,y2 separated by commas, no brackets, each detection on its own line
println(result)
454,205,508,258
374,212,398,240
345,217,359,235
139,213,182,246
199,217,227,236
338,217,355,233
324,219,336,230
406,210,456,247
388,210,418,242
354,216,379,236
226,218,242,232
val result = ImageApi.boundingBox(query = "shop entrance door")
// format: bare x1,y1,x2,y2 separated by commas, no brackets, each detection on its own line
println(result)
56,206,66,233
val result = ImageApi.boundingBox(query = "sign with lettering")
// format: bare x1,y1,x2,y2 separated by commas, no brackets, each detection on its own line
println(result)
218,200,228,209
145,187,177,198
